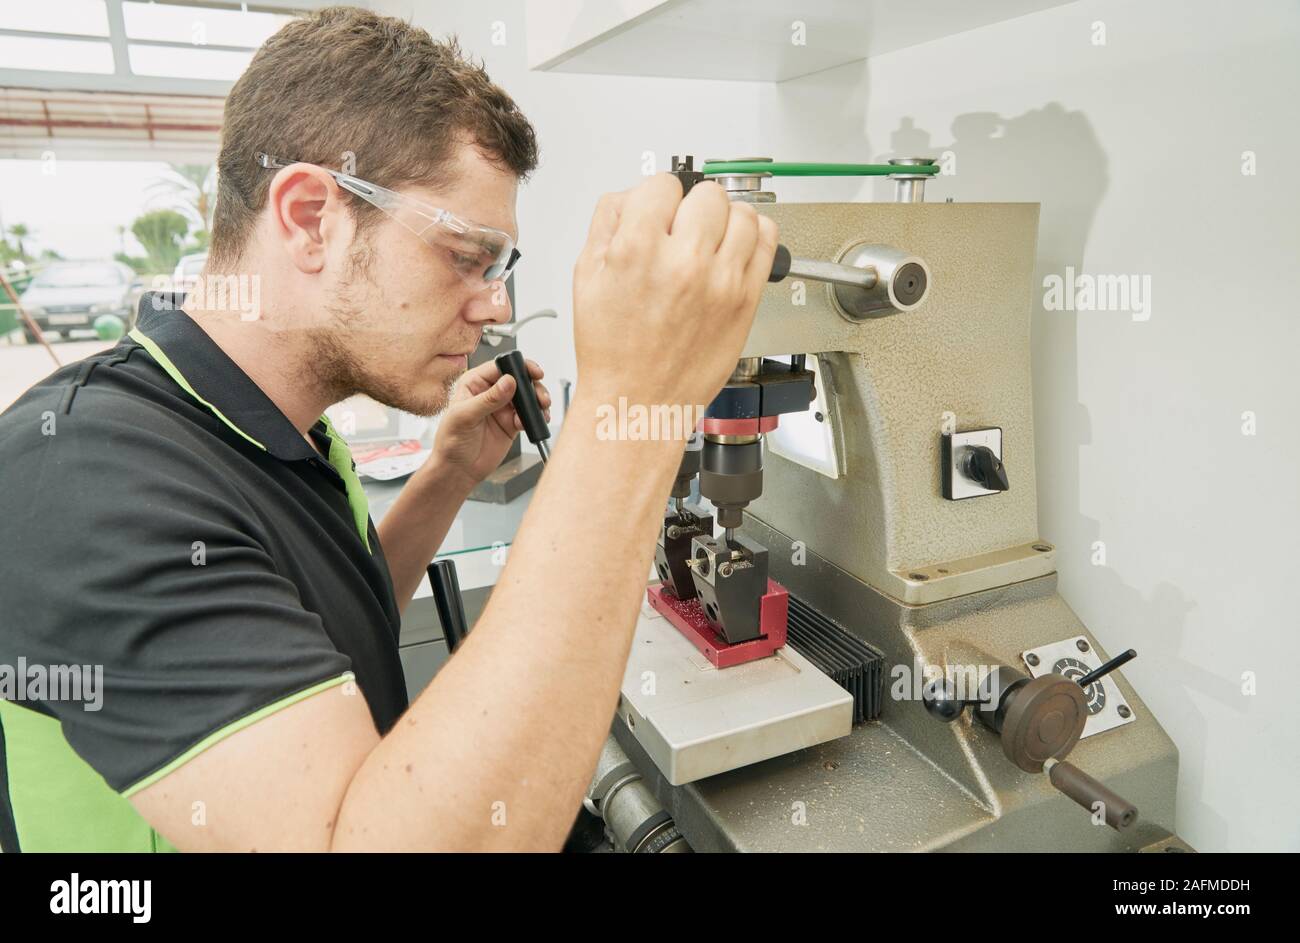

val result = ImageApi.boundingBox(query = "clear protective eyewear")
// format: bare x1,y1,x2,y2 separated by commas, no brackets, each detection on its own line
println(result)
255,152,520,288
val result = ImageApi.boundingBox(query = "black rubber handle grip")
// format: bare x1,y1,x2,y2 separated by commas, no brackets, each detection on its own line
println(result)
1048,760,1139,831
494,349,549,449
768,244,792,282
427,559,469,652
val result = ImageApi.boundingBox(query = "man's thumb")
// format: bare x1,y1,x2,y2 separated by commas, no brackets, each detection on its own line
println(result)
461,373,516,423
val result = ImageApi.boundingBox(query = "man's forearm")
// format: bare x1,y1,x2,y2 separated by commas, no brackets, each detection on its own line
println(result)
376,458,476,612
333,393,683,850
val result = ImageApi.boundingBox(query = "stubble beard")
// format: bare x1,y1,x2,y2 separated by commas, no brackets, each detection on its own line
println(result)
308,242,459,418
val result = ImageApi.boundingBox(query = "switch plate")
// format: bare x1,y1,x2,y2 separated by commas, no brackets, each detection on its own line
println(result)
942,427,1004,500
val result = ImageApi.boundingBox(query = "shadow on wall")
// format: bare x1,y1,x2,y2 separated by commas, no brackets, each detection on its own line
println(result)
878,106,1239,848
764,24,874,205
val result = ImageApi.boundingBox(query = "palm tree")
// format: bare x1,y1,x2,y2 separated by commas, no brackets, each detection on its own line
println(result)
152,164,216,247
131,210,190,274
7,223,31,260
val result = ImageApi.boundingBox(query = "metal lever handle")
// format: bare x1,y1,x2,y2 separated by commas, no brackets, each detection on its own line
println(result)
668,160,922,310
427,559,469,652
767,243,879,290
1077,649,1136,689
482,308,558,347
494,349,551,463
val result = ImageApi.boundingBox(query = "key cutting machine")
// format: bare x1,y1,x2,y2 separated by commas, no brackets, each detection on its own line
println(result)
593,156,1190,853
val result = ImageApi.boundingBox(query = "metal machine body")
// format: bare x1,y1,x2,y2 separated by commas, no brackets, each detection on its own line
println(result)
617,194,1185,851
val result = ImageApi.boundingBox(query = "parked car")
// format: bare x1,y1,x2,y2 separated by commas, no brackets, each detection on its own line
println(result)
0,265,34,339
18,261,142,343
172,253,208,294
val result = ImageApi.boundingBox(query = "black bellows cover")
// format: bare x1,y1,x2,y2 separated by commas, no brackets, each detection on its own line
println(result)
785,593,886,724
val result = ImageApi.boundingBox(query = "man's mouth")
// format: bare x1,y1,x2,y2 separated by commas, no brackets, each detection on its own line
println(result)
437,337,480,368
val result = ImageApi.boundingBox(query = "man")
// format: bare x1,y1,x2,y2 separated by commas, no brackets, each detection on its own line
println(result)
0,7,775,851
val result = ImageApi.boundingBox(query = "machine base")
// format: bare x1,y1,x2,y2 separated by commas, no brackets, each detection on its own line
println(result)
646,579,788,668
618,599,854,786
620,516,1185,851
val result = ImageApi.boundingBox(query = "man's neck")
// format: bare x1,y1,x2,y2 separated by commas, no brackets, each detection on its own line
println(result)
183,302,337,436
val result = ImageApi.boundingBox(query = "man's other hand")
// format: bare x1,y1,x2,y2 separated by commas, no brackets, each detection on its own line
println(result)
429,357,551,488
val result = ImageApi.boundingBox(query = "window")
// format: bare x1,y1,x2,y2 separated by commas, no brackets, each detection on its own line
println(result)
0,1,110,37
765,355,842,480
2,1,296,83
0,0,113,76
0,35,115,74
127,45,254,81
122,2,289,48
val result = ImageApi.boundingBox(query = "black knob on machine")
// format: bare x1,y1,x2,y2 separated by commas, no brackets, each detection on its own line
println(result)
921,677,966,723
961,445,1009,492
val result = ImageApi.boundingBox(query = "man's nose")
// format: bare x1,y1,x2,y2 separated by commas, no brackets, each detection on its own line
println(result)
465,281,513,325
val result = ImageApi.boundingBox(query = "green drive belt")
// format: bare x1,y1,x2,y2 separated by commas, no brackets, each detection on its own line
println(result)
785,593,886,724
701,161,939,177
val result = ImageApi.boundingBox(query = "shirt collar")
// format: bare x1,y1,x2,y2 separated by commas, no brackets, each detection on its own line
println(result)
130,291,320,462
129,292,374,552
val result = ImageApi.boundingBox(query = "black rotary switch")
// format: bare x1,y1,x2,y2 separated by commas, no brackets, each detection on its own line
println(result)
961,445,1009,492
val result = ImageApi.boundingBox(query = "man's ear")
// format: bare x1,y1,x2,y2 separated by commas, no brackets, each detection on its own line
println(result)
266,164,351,275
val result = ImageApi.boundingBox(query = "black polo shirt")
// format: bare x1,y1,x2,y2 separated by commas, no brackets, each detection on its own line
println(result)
0,292,408,852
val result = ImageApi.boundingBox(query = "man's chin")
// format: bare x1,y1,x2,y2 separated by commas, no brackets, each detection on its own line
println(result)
360,376,456,419
392,385,454,418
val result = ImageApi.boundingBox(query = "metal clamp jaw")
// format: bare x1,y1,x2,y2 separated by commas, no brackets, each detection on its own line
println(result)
686,531,769,645
656,504,714,603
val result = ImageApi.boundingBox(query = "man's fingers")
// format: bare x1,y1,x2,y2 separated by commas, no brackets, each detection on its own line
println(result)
491,388,550,437
499,362,549,409
611,173,684,247
453,358,548,442
455,358,502,399
715,200,760,272
671,180,731,254
740,214,780,304
580,191,625,259
454,373,516,426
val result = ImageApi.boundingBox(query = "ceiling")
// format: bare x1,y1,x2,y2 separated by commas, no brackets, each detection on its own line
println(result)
0,0,354,158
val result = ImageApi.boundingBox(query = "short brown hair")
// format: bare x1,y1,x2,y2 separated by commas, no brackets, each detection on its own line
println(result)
209,6,538,268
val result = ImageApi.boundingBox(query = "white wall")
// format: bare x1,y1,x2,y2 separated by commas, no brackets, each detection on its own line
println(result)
752,0,1299,853
381,0,1299,851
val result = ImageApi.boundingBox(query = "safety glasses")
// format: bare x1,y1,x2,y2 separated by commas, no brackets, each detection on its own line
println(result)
255,153,521,288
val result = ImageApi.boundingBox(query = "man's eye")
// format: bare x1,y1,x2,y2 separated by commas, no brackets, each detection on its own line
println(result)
448,250,480,271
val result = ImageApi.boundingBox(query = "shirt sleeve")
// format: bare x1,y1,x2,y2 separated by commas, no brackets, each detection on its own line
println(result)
0,399,354,795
